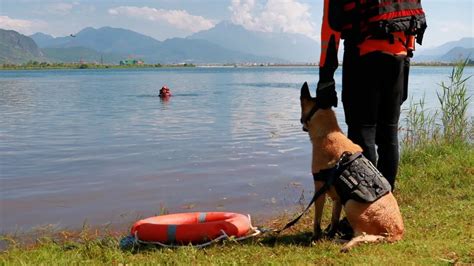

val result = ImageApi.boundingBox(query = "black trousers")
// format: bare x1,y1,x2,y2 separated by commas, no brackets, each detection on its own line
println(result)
342,50,409,190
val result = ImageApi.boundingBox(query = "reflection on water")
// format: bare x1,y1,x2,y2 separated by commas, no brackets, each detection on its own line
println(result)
0,67,472,231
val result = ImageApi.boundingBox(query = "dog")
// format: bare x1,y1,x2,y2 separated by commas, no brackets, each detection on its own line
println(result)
299,82,404,252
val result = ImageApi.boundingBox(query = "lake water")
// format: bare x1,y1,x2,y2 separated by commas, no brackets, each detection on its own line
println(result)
1,66,473,232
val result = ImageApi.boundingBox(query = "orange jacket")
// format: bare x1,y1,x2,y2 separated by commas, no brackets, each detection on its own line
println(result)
319,0,415,68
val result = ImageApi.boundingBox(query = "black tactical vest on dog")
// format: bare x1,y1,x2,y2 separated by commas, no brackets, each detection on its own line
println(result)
313,152,392,205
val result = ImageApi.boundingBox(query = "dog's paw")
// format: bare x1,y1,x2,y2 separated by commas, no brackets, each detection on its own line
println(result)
311,227,324,242
324,224,338,239
340,245,351,253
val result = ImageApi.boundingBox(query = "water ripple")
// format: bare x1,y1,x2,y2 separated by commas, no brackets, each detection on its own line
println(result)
1,66,472,231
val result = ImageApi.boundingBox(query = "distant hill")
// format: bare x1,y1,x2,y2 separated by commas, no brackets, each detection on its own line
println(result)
154,38,279,64
415,37,474,62
438,47,474,62
0,29,45,64
29,32,70,48
189,21,319,63
419,37,474,56
42,47,123,64
31,27,162,56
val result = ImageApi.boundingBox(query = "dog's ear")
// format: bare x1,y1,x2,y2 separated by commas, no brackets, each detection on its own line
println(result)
300,82,311,100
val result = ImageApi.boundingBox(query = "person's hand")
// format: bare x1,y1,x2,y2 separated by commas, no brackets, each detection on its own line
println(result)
315,80,337,109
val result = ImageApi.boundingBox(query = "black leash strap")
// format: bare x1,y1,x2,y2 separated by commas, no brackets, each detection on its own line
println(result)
273,180,331,234
272,152,360,235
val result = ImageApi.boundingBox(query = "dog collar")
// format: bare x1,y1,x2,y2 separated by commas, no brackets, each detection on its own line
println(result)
301,103,320,125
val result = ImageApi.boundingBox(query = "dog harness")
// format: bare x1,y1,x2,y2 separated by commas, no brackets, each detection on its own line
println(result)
313,152,392,205
274,152,391,234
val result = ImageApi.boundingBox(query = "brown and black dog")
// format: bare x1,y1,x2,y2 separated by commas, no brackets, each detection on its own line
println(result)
299,82,404,252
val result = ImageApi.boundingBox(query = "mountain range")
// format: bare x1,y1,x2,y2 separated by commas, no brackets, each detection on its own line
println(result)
414,37,474,62
188,21,318,63
27,24,296,64
0,29,46,64
1,24,473,65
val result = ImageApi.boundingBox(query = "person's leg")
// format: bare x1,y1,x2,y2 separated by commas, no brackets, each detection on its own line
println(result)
342,51,381,166
375,54,406,190
347,126,377,164
375,123,399,188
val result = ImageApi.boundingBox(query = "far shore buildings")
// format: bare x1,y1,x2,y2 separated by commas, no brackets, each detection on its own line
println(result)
119,59,144,66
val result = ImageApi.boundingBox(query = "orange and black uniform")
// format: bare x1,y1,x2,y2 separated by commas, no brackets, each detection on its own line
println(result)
317,0,426,189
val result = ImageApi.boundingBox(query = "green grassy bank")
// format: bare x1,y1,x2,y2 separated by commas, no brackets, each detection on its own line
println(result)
0,62,195,70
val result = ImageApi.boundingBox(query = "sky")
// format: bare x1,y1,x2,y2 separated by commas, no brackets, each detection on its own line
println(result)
0,0,473,49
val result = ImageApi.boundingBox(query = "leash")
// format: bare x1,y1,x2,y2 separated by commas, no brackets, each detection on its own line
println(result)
122,174,337,250
267,152,359,235
120,152,361,250
271,180,332,234
266,158,344,235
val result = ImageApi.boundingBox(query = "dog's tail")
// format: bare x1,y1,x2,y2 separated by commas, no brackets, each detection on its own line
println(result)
340,234,386,252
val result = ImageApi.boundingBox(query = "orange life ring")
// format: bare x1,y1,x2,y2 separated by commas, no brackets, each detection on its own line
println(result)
131,212,251,244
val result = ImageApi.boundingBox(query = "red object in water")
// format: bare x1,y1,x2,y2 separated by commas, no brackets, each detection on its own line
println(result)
159,86,172,97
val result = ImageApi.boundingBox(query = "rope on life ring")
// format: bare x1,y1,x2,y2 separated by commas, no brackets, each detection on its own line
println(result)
121,213,261,249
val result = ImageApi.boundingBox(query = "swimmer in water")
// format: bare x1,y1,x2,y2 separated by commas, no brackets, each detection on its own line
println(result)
159,85,171,98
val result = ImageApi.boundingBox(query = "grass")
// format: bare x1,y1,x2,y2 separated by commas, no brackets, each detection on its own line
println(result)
402,59,472,149
438,58,472,143
1,61,473,265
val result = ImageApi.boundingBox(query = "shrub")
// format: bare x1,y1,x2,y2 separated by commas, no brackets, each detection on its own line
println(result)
402,58,472,149
437,58,472,143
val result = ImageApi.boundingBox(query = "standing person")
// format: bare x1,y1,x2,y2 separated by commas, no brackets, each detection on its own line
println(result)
314,0,427,190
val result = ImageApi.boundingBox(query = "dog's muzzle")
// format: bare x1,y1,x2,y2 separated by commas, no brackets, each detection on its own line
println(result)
300,118,309,132
300,103,320,132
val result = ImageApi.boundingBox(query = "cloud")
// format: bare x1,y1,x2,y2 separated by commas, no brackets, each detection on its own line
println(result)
0,15,47,35
48,3,77,15
229,0,317,39
438,21,471,34
108,6,215,33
